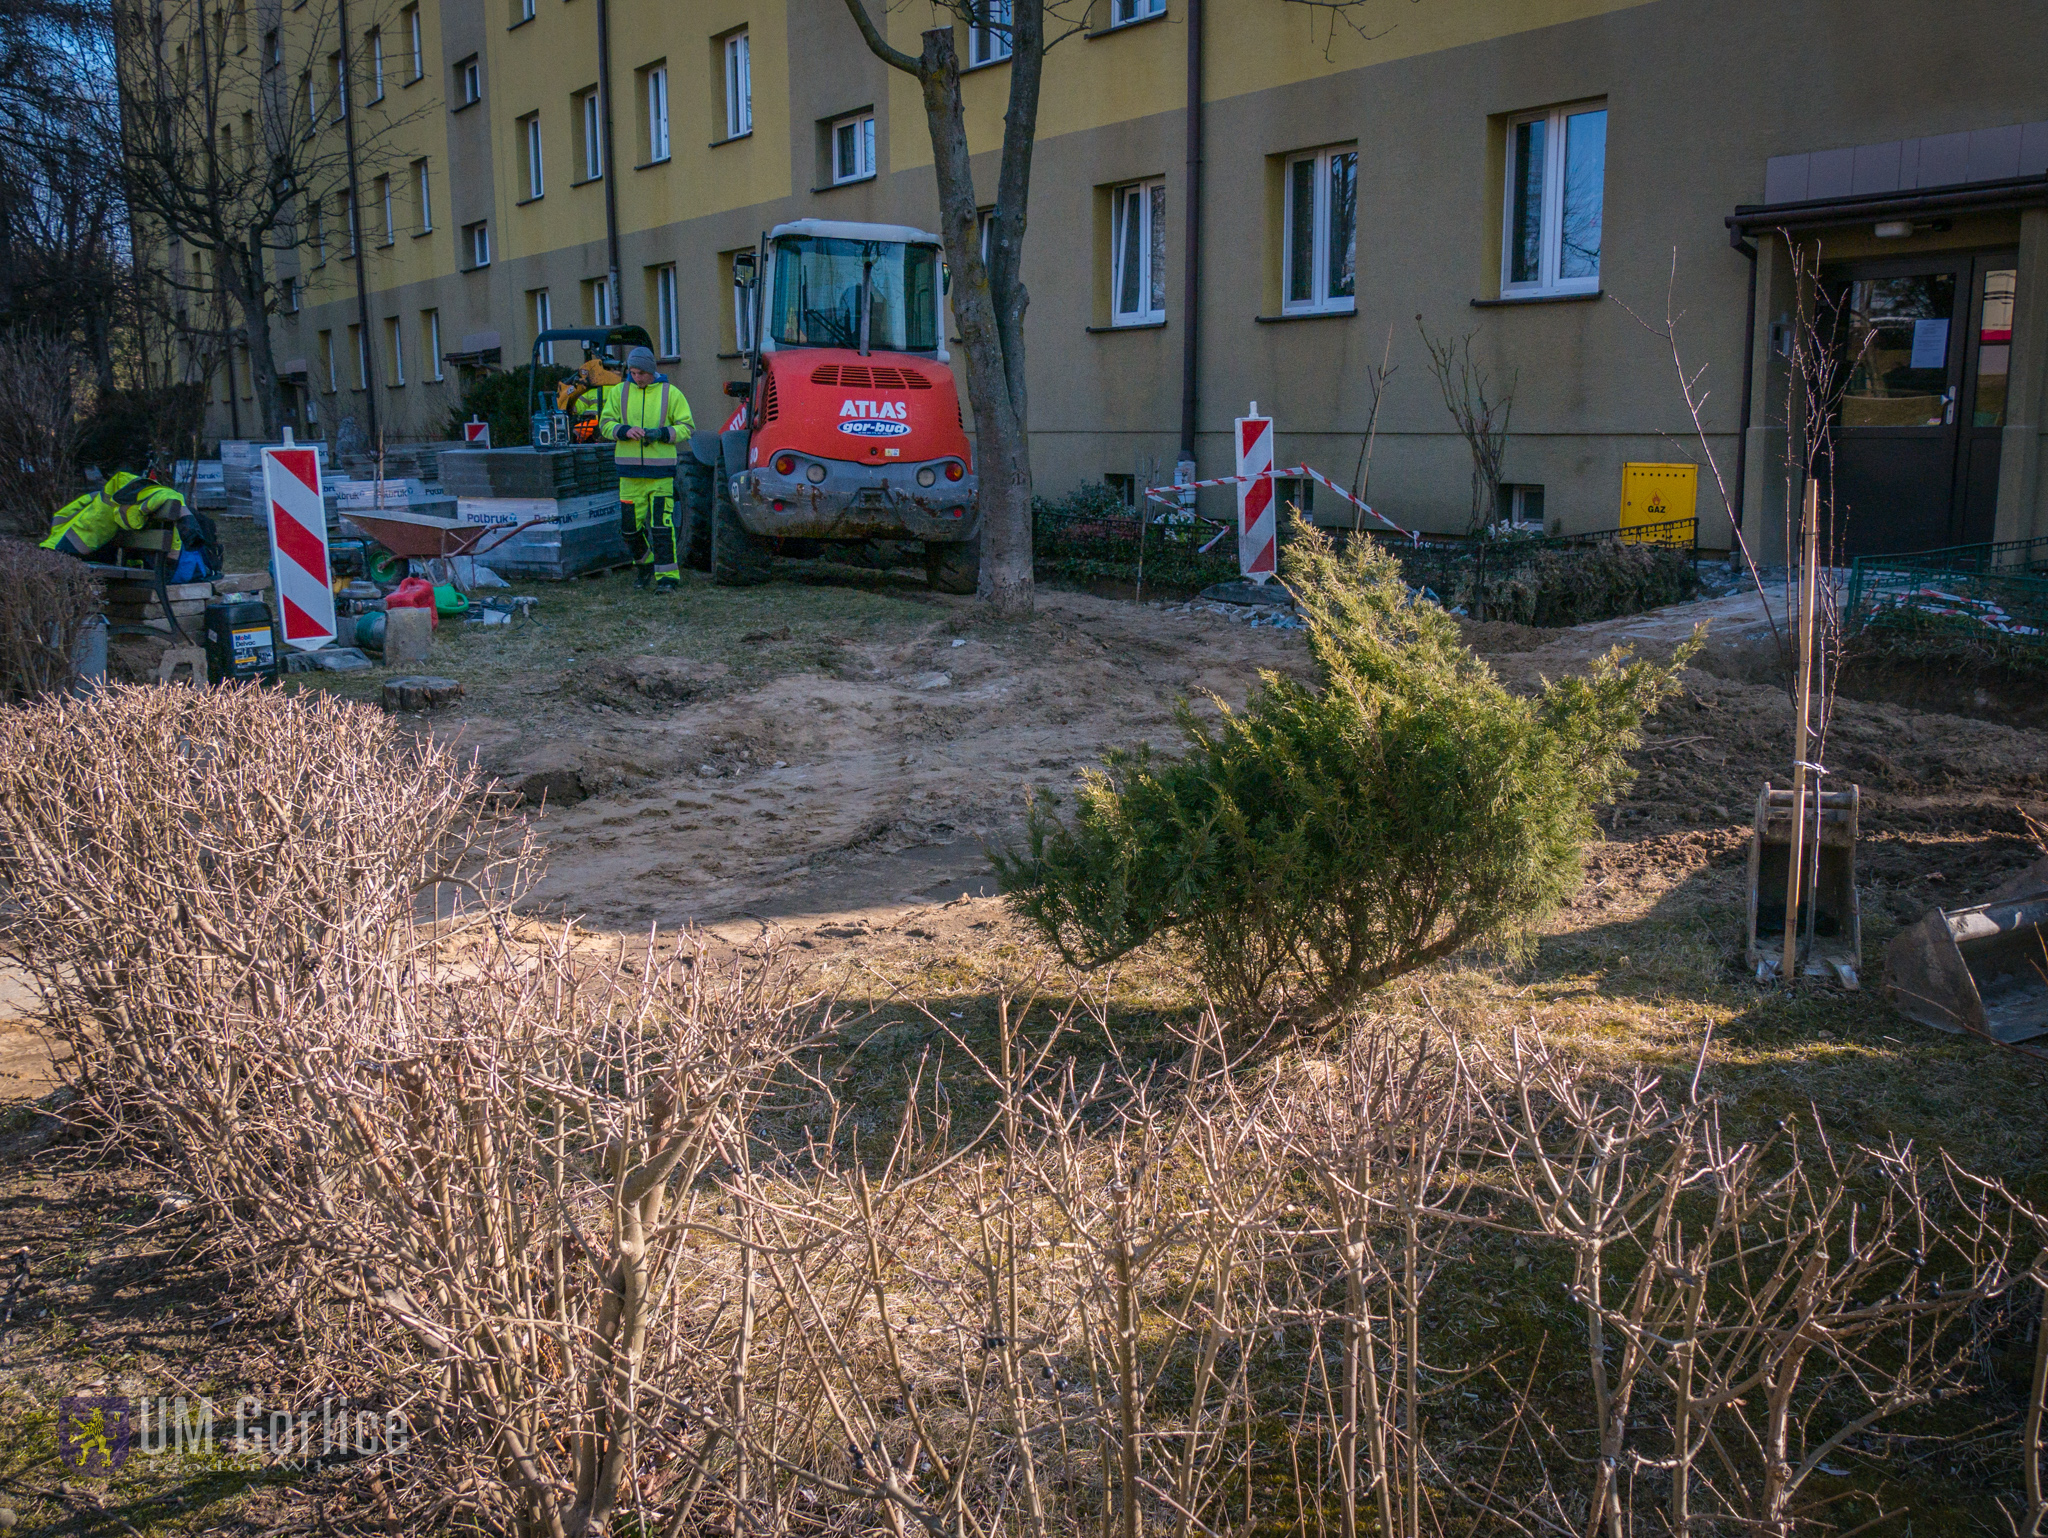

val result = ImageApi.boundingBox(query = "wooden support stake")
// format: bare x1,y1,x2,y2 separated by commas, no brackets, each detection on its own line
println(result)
1782,478,1820,980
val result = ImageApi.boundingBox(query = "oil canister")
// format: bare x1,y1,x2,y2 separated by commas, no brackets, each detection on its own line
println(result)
202,598,281,685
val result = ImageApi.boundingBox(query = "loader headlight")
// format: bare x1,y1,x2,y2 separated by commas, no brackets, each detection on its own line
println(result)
916,467,937,488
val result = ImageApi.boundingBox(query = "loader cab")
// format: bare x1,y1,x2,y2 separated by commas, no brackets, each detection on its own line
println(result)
734,219,949,364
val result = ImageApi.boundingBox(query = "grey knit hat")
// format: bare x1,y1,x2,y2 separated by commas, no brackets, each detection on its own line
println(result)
625,346,658,372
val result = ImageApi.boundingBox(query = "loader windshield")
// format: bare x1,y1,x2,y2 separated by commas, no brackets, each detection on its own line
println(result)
768,236,939,353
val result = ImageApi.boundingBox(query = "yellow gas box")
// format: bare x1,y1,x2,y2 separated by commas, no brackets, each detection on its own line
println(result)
1619,462,1697,545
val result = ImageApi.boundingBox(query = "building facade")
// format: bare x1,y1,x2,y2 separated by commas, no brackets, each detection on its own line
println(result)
190,0,2048,560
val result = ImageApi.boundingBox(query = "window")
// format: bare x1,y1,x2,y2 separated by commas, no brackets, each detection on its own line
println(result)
1502,101,1605,296
348,322,367,388
832,111,875,183
263,27,278,66
1109,179,1165,326
531,289,554,362
1103,472,1135,507
422,308,443,380
376,174,393,243
968,0,1010,65
311,200,326,262
1273,475,1315,519
303,69,317,130
319,330,336,390
725,250,755,351
723,31,751,139
1282,146,1356,314
767,234,937,350
516,0,534,21
587,275,613,326
457,54,481,105
520,112,544,198
366,27,383,101
229,0,246,52
413,158,432,231
386,316,405,385
341,192,357,256
654,264,679,357
404,5,421,79
1497,483,1545,531
577,88,602,181
280,275,300,312
329,50,345,117
645,64,669,161
1110,0,1163,24
465,220,490,266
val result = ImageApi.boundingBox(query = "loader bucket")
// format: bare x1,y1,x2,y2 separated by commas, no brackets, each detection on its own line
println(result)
1883,881,2048,1046
1745,782,1862,984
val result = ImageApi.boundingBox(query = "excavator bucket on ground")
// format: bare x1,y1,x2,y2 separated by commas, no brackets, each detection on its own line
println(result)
1745,782,1862,985
1884,858,2048,1048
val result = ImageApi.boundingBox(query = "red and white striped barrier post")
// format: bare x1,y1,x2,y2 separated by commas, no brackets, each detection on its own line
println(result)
1235,404,1276,582
463,418,492,447
262,438,337,651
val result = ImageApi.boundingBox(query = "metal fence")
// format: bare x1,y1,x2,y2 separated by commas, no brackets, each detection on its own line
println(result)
1843,535,2048,642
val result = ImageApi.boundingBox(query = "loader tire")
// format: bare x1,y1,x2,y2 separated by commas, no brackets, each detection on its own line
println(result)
711,472,773,587
678,459,714,572
924,537,979,595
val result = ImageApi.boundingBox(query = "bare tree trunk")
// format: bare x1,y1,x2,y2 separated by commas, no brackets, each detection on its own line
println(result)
220,235,282,439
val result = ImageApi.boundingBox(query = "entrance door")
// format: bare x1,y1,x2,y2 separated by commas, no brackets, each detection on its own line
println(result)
1822,252,2017,557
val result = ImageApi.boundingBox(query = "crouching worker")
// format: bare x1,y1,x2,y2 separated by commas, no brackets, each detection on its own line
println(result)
600,346,695,591
42,471,218,577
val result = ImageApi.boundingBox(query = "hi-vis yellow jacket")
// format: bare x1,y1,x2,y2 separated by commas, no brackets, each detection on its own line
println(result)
599,380,695,475
41,472,187,558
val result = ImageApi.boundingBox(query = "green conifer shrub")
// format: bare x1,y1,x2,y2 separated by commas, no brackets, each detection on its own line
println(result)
994,520,1698,1021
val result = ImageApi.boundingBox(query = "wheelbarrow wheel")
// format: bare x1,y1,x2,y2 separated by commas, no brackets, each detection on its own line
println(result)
366,546,408,585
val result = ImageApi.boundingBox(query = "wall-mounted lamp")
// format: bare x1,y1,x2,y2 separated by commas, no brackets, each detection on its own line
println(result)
1873,220,1915,239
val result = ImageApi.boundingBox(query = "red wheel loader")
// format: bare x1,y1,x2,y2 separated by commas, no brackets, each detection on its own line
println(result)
680,219,980,592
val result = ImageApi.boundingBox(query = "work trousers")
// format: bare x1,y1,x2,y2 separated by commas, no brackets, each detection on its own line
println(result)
618,476,680,585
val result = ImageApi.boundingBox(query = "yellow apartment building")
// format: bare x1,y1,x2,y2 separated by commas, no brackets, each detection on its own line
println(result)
179,0,2048,561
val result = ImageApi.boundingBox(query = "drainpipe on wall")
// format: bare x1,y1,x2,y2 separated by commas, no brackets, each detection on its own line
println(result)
334,0,379,447
1176,0,1203,489
1730,228,1758,564
595,0,623,321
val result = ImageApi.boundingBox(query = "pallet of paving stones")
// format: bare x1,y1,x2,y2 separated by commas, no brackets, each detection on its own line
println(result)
436,445,619,501
472,507,630,581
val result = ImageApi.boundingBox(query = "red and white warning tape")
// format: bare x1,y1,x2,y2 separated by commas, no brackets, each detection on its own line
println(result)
1141,464,1418,544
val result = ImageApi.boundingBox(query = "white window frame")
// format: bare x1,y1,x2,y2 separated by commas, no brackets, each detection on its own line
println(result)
423,307,444,380
655,263,679,357
467,220,490,267
589,275,612,326
968,1,1010,66
459,55,480,104
406,5,422,80
647,64,670,161
330,50,346,118
321,329,337,392
414,158,432,230
1109,179,1165,327
343,194,357,256
831,111,875,184
723,32,751,139
353,324,369,389
729,255,755,352
387,316,405,385
519,0,535,21
522,112,544,199
377,173,394,245
304,69,318,131
533,289,553,362
1500,100,1606,298
1281,144,1357,316
1110,0,1164,25
579,90,602,181
366,27,383,102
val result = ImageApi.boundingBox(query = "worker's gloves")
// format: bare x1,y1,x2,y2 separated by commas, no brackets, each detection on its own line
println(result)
652,427,673,444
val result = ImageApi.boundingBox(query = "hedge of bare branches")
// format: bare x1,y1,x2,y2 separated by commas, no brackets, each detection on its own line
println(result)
2,685,2046,1536
0,535,100,699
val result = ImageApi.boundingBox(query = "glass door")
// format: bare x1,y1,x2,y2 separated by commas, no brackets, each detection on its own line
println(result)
1954,255,2016,547
1822,259,1965,558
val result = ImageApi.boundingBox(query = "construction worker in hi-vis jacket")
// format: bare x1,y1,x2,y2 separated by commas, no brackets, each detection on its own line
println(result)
599,346,695,591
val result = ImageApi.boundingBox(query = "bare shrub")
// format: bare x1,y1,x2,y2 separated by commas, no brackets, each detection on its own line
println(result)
0,332,86,535
0,536,101,699
1417,319,1515,534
